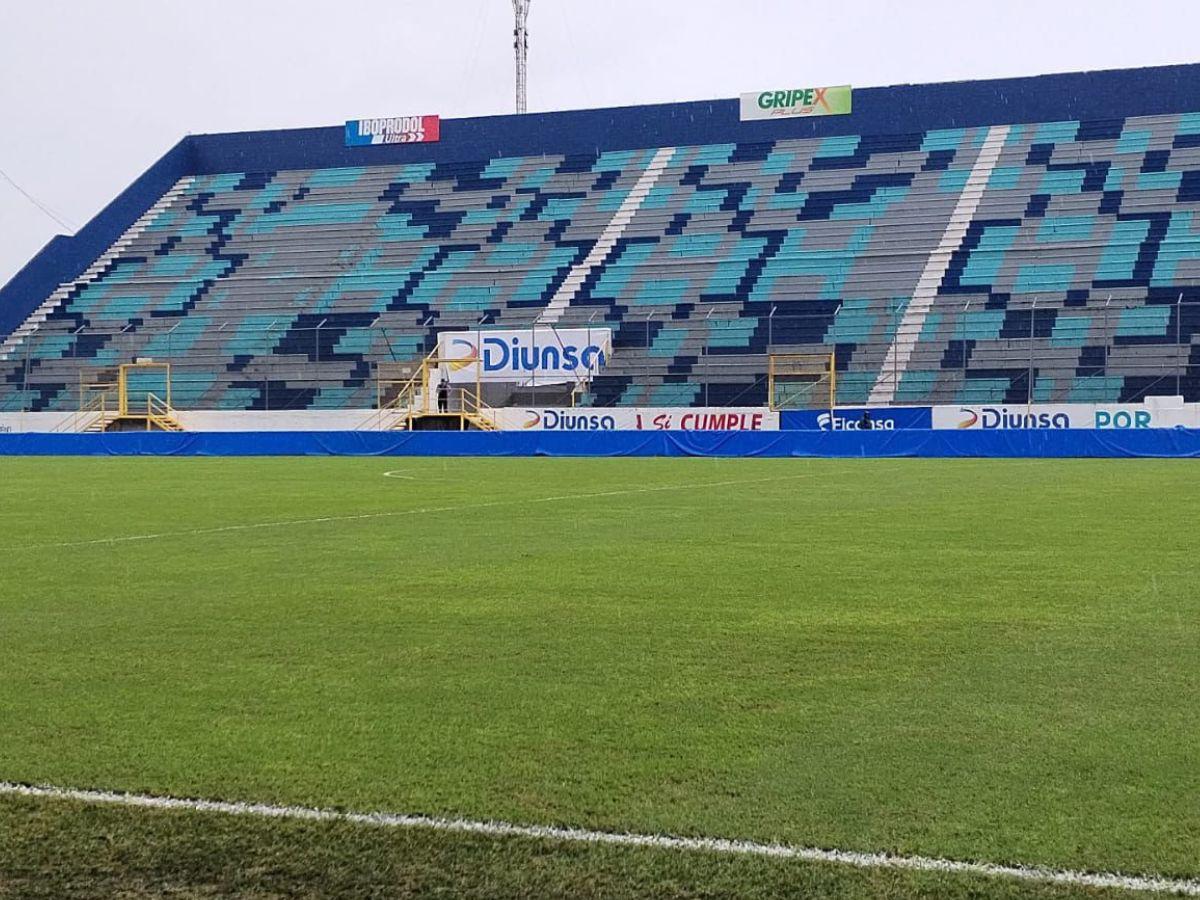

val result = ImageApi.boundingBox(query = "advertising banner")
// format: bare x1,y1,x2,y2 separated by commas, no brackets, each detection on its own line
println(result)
0,412,74,434
491,407,778,432
344,115,440,146
739,85,852,121
933,403,1200,430
781,407,932,431
437,328,613,385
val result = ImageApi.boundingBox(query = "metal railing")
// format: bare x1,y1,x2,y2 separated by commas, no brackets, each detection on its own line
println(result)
3,297,1197,411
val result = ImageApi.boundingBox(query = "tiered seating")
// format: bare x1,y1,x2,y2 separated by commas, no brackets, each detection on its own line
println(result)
891,113,1200,404
2,109,1199,412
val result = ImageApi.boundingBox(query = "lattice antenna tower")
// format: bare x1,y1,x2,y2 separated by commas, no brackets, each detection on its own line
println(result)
512,0,531,113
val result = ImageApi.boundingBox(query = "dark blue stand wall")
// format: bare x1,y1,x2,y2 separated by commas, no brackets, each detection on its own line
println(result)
1,429,1198,458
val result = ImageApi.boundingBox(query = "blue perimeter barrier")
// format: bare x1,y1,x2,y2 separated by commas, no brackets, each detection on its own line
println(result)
1,430,1199,458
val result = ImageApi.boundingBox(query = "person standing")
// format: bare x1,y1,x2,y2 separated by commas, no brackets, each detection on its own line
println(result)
437,374,450,413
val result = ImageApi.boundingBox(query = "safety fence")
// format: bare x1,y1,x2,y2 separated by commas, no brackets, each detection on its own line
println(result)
2,298,1197,411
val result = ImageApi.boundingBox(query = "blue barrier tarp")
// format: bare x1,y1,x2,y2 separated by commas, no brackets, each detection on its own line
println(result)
1,430,1199,458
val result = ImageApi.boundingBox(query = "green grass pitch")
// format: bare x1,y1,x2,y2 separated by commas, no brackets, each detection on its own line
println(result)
0,456,1196,899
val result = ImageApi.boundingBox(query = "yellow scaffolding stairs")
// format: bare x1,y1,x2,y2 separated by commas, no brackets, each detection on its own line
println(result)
58,362,185,433
366,349,498,431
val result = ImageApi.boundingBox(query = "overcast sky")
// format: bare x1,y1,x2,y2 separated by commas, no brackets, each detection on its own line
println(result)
1,0,1197,288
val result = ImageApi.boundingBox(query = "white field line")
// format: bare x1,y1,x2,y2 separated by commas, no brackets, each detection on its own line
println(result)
3,474,810,552
2,782,1196,896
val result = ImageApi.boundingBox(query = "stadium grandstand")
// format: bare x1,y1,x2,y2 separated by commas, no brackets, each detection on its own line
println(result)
1,64,1199,422
5,13,1200,894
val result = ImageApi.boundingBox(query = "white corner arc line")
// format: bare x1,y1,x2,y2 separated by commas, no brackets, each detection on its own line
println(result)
2,783,1196,896
867,125,1011,405
2,474,810,552
381,470,414,480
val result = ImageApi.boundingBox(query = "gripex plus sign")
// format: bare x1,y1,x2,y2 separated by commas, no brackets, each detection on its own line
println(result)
739,85,852,120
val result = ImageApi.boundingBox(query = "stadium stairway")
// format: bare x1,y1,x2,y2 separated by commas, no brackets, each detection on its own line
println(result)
3,111,1200,412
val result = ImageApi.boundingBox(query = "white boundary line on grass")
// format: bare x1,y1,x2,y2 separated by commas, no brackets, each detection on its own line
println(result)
2,782,1197,896
3,474,811,552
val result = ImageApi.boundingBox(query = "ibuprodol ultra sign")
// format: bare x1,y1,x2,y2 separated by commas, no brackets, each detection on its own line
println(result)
345,115,440,146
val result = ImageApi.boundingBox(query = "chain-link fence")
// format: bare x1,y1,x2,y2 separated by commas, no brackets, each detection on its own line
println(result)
2,297,1197,411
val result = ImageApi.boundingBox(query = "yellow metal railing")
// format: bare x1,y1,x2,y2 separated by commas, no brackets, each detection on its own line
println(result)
457,386,498,431
146,392,183,431
364,347,497,431
55,386,116,433
59,362,183,433
362,347,440,430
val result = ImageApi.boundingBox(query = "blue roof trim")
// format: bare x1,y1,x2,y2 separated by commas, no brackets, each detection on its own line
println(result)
190,63,1200,174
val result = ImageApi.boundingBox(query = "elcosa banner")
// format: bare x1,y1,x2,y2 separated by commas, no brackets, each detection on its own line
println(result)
492,408,779,431
437,328,613,385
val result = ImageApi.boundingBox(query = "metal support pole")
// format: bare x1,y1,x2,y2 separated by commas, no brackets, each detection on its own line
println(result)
961,301,971,385
1103,297,1112,396
1027,298,1037,405
704,306,715,406
1176,293,1183,397
892,300,900,396
531,326,537,408
22,334,32,408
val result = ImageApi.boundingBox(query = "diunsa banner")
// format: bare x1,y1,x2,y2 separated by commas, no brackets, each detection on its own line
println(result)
437,328,613,385
932,403,1200,430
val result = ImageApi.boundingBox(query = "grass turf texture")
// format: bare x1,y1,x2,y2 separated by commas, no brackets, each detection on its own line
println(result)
0,457,1196,898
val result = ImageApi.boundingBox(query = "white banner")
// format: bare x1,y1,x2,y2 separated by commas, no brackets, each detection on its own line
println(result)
0,407,776,433
437,328,613,385
932,403,1200,430
0,410,375,433
0,412,74,434
492,407,778,431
